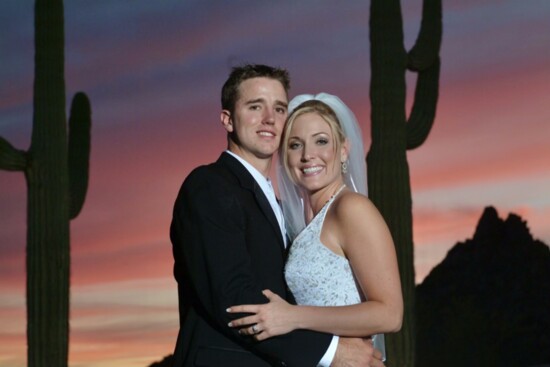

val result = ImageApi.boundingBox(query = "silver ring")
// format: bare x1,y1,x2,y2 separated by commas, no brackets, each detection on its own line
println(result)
252,325,258,334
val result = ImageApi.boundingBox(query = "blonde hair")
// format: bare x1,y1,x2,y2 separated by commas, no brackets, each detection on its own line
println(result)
280,100,346,181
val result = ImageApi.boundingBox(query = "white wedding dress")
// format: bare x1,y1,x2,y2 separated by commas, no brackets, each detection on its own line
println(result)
284,188,386,358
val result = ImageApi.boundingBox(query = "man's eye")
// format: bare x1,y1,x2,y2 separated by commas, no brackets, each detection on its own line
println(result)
275,107,287,114
250,105,260,110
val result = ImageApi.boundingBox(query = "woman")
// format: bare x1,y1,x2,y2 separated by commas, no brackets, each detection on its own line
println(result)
228,93,403,359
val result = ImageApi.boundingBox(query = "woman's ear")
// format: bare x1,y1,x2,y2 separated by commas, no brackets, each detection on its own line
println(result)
341,138,351,163
221,110,233,132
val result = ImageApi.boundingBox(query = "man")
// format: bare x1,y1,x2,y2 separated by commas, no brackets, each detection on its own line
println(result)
170,64,383,367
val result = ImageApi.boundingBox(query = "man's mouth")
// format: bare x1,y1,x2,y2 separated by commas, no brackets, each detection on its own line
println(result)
258,131,275,137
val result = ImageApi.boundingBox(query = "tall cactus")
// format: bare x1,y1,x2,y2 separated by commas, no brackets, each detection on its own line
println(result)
367,0,441,365
0,0,91,366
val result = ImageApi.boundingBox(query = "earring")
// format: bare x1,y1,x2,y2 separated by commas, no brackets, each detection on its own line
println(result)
341,161,348,174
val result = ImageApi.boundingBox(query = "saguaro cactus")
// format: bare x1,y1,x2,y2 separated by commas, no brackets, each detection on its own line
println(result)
367,0,441,365
0,0,91,366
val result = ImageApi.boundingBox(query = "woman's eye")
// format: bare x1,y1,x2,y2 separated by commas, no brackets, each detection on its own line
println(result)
289,142,302,150
317,138,328,145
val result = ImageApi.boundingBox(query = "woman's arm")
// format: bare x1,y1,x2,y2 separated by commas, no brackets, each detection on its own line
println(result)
314,193,403,336
228,193,403,340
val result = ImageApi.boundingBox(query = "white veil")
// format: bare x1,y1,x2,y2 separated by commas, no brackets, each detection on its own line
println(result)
276,93,368,240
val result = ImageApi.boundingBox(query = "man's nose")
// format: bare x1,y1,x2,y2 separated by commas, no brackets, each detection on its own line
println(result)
263,108,275,124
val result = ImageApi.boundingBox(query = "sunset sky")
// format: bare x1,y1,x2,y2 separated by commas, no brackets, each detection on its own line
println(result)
1,1,549,366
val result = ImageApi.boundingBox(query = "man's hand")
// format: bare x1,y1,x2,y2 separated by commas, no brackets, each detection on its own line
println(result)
331,337,384,367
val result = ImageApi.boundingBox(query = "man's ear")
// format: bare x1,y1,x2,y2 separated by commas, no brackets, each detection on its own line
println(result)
221,110,233,133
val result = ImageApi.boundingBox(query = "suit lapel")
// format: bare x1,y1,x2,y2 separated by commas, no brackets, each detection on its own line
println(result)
252,184,285,249
217,153,286,251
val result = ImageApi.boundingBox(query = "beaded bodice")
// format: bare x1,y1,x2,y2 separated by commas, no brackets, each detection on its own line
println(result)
285,186,361,306
284,186,385,357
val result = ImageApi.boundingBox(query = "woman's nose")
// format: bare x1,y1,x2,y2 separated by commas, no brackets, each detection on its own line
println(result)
301,145,312,161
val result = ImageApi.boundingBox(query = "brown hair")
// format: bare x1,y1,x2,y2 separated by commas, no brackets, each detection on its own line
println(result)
221,64,290,114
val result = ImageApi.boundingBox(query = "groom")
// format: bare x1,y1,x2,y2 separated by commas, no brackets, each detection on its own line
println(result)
170,64,383,367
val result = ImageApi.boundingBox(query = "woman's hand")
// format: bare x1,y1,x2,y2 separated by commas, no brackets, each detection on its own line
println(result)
227,289,298,340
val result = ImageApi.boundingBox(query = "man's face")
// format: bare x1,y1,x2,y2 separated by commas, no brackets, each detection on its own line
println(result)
221,77,288,163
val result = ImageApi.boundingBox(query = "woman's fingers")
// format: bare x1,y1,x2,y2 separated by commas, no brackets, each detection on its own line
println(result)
262,289,275,298
237,323,268,339
262,289,282,301
239,324,259,335
227,304,259,313
227,315,257,327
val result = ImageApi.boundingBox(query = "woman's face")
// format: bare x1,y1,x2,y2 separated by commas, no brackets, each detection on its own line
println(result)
285,112,345,193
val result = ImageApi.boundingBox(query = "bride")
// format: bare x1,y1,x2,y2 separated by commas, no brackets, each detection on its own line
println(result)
228,93,403,361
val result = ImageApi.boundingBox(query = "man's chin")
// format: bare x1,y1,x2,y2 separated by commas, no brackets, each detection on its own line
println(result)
255,146,278,159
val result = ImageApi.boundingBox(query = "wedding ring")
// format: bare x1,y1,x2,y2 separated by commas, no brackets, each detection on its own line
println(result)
252,325,258,334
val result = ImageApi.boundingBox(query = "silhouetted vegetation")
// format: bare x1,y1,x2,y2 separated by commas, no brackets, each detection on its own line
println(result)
0,0,91,365
416,207,550,366
367,0,442,364
148,354,173,367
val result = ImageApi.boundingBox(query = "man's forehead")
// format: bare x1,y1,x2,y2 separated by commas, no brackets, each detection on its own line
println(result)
238,77,287,98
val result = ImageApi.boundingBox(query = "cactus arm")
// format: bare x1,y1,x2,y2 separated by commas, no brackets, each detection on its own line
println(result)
406,58,440,150
407,0,442,72
405,0,442,150
0,136,28,171
68,92,91,219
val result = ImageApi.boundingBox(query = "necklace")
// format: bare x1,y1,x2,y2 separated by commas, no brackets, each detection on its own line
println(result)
326,184,346,204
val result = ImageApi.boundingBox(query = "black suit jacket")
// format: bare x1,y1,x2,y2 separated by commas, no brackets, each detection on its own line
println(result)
170,153,332,367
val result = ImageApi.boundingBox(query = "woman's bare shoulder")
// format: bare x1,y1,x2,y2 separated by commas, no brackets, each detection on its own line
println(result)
332,190,378,220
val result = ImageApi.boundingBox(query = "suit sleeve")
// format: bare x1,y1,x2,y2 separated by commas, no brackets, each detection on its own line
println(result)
171,168,332,367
